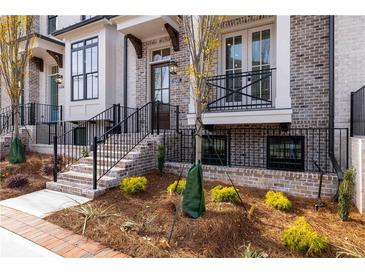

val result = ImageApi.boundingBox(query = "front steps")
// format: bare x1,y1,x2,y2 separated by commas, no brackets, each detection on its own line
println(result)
46,134,159,198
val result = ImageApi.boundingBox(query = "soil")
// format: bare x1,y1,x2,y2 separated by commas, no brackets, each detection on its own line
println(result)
0,152,53,200
45,171,365,258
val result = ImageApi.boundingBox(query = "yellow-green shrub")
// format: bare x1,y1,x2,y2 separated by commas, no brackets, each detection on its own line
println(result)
166,179,186,195
211,185,240,203
120,176,148,194
265,191,292,211
283,217,328,256
338,168,356,221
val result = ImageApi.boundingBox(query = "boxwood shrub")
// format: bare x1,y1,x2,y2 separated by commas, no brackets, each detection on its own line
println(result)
120,176,148,194
211,185,240,203
166,179,186,195
283,216,328,256
265,191,292,211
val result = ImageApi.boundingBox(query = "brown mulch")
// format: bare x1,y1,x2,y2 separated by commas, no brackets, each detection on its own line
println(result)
45,171,365,258
0,152,53,200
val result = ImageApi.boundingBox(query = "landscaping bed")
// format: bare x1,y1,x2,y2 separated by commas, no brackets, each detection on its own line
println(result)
0,152,53,200
45,171,365,258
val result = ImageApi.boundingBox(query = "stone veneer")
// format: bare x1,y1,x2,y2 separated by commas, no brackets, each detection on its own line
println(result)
164,161,338,199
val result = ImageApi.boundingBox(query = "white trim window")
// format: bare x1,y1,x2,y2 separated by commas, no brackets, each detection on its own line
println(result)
222,24,274,104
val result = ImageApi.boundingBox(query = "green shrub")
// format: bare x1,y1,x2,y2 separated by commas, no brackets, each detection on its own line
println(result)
166,179,186,195
283,216,328,256
157,145,165,174
265,191,292,211
211,185,240,203
120,176,148,194
81,147,89,158
338,168,356,221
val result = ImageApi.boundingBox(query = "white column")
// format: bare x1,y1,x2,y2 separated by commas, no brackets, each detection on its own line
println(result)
275,16,291,109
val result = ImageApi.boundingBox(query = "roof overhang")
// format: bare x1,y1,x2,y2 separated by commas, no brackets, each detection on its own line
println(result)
111,15,179,41
52,16,116,39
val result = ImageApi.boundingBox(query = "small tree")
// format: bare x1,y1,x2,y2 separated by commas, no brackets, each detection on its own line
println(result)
0,16,33,163
338,168,356,221
181,16,224,163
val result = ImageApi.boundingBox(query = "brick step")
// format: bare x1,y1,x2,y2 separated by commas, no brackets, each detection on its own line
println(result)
46,180,107,198
70,163,125,177
79,157,134,167
58,170,120,188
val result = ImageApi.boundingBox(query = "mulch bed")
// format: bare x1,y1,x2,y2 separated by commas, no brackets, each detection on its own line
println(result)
45,171,365,258
0,152,53,200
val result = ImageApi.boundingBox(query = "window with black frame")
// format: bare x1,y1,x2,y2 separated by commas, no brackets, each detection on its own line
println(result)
202,135,228,166
71,37,98,101
48,15,58,34
267,136,304,171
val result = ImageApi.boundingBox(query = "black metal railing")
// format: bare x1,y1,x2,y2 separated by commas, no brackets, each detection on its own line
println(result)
351,85,365,136
92,101,180,189
53,104,136,181
164,127,349,174
206,68,275,112
0,103,62,136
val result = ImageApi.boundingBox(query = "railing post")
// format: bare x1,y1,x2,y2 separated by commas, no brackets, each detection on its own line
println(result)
350,92,353,137
136,107,140,133
92,136,97,190
60,105,63,122
151,101,155,135
53,136,58,182
176,105,179,133
156,101,160,135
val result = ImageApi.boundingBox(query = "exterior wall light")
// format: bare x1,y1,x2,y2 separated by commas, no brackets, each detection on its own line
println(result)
55,74,63,85
169,60,178,75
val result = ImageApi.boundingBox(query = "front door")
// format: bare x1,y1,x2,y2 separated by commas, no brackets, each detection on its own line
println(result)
151,63,170,129
50,75,59,122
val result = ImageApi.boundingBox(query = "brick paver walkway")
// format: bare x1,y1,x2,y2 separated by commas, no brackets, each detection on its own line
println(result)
0,205,129,258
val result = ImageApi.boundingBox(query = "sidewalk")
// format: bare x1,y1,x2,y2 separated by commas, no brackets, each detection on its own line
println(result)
0,205,129,258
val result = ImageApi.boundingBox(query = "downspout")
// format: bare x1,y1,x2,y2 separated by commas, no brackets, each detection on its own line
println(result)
329,15,335,154
328,15,343,201
123,35,128,117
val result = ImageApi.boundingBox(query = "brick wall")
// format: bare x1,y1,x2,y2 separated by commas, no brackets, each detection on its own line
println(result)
135,30,190,128
290,16,330,128
334,16,365,130
164,161,338,199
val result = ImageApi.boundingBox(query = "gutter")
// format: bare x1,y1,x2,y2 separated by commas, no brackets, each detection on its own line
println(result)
123,35,128,115
329,15,335,154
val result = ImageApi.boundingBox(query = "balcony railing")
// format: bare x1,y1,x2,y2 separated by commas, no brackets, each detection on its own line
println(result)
206,68,275,112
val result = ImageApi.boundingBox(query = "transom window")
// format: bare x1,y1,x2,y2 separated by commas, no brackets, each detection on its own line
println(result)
267,136,304,171
71,37,98,101
48,15,58,34
151,48,170,62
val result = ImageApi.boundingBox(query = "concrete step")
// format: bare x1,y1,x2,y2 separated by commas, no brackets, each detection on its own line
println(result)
46,180,106,199
79,156,135,167
58,170,121,188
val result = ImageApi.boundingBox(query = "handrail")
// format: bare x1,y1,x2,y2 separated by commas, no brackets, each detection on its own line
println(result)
92,101,180,189
53,104,136,180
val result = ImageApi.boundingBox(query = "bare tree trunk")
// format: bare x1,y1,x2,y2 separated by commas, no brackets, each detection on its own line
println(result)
195,102,202,164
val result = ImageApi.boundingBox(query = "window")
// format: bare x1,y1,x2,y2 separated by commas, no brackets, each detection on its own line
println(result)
152,48,170,62
81,15,94,21
225,36,243,102
267,136,304,171
251,29,271,100
71,37,98,101
48,15,58,34
202,135,228,166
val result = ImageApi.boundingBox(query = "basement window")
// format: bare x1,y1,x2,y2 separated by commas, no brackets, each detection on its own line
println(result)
202,135,228,166
267,136,304,171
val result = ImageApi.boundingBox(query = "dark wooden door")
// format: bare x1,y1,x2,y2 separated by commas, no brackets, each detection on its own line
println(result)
151,63,170,129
